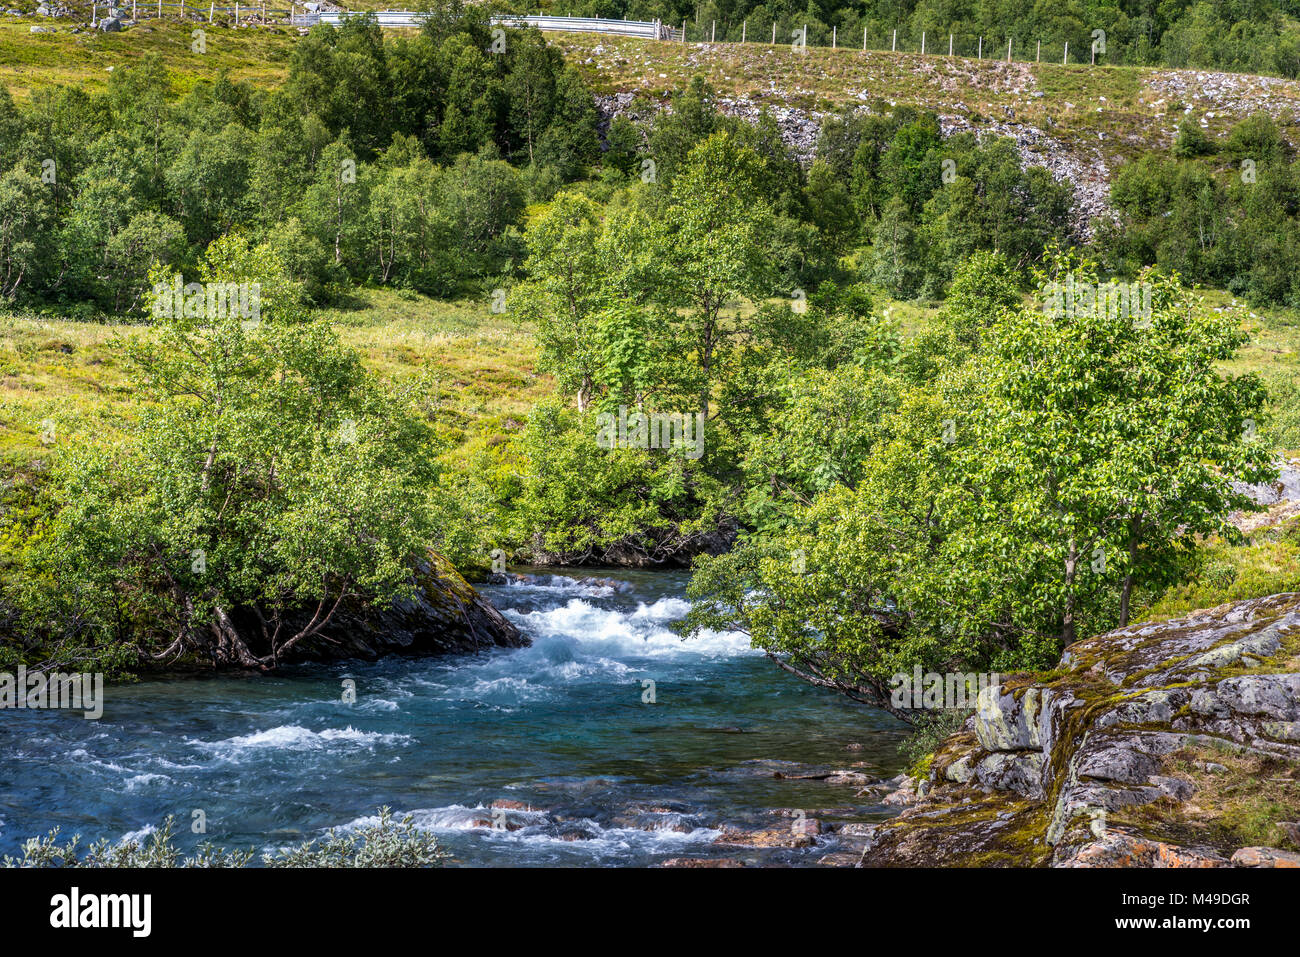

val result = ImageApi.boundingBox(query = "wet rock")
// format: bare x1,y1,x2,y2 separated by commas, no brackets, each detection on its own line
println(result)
263,551,527,666
714,818,821,848
1057,830,1230,868
880,775,920,807
823,771,876,786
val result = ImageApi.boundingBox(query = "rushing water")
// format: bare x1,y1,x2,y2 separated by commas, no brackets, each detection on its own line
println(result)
0,568,908,866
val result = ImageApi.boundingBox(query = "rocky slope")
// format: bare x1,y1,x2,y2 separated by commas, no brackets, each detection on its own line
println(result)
573,36,1300,240
857,592,1300,867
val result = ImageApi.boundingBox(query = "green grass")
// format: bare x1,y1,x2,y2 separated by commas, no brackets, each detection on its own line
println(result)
0,288,548,488
1138,517,1300,623
0,17,294,99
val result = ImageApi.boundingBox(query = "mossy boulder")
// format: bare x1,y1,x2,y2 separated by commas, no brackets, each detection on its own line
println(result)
257,550,527,664
860,592,1300,867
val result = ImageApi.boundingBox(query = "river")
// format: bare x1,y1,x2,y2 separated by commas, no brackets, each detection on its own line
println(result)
0,568,907,865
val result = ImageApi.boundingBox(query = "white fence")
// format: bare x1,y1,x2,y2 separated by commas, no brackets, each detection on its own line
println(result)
293,11,679,40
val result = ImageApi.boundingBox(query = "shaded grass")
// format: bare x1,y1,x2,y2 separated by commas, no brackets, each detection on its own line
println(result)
1125,744,1300,852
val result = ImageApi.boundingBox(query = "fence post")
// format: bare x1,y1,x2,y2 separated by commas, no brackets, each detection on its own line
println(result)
891,28,895,52
132,0,136,19
209,1,212,20
741,20,745,43
1063,40,1067,64
832,25,835,49
863,26,866,51
978,36,982,59
949,33,952,56
681,19,685,42
771,21,775,44
920,31,924,55
91,1,95,25
1037,39,1040,61
710,19,714,42
1007,37,1012,61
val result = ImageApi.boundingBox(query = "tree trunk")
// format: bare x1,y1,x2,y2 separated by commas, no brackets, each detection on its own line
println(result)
1062,537,1078,646
1119,517,1139,627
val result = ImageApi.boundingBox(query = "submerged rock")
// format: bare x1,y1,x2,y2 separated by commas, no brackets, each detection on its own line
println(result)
860,592,1300,867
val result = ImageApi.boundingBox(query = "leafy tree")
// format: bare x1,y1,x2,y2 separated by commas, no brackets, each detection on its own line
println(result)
26,237,440,667
0,164,54,301
511,191,608,411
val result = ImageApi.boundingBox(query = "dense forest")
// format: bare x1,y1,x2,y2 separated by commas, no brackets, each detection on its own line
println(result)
0,2,1292,726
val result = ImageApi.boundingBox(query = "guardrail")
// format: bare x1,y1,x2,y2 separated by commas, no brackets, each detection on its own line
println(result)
291,11,678,40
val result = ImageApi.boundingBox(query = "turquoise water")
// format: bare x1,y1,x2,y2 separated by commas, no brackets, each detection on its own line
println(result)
0,569,907,865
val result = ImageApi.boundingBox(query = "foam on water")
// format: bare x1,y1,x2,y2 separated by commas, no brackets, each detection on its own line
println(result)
193,725,414,756
0,567,903,866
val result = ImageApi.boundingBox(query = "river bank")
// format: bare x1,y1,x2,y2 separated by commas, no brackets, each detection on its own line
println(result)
858,591,1300,867
0,568,909,866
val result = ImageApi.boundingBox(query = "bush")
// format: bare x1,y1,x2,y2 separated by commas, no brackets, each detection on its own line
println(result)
2,807,445,868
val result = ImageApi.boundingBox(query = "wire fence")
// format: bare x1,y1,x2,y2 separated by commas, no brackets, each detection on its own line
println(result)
673,20,1099,65
42,4,1104,64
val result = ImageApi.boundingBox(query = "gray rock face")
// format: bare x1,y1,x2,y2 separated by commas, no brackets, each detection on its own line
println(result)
1234,459,1300,507
975,685,1047,751
861,592,1300,867
276,557,527,663
98,16,121,31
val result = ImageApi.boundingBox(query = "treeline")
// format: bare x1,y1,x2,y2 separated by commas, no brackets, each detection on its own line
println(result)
5,6,1300,319
0,5,599,313
1103,114,1300,307
540,0,1300,77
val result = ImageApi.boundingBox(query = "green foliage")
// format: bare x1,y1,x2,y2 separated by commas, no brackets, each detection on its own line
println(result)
1102,113,1300,309
680,249,1273,718
13,237,444,667
0,17,598,315
2,807,445,868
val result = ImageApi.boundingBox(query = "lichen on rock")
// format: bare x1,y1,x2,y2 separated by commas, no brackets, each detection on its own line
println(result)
859,592,1300,867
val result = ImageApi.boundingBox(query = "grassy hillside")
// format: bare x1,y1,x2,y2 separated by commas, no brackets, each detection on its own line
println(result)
551,33,1300,163
0,291,547,484
0,17,294,98
4,17,1299,163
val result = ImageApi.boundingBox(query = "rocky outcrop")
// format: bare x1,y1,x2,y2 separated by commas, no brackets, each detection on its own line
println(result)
859,592,1300,866
593,92,1106,239
225,551,527,666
